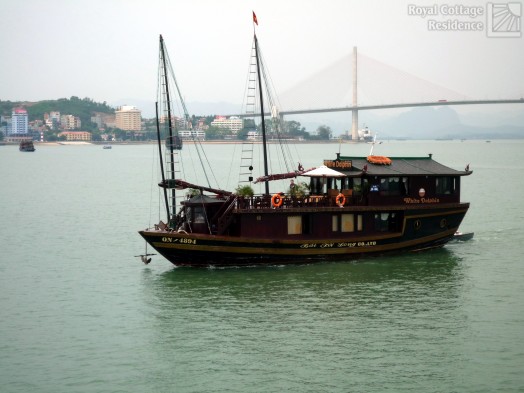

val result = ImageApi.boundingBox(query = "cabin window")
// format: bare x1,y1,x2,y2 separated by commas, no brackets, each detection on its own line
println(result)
310,178,325,195
340,214,363,233
436,177,456,195
341,214,355,232
332,215,338,232
327,178,341,190
193,207,206,223
374,212,398,232
403,177,409,195
353,178,368,195
288,216,302,235
380,177,408,196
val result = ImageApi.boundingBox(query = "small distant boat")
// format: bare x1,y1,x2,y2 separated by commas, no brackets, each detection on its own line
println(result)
166,135,183,151
19,140,35,152
358,126,374,142
103,145,112,149
453,231,474,241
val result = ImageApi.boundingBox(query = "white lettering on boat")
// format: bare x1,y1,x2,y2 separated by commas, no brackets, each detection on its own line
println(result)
179,238,197,245
403,197,440,204
301,241,377,249
300,243,318,248
161,237,196,245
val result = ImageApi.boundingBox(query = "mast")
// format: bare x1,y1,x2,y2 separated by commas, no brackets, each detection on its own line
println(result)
254,34,270,196
155,102,170,220
159,34,177,219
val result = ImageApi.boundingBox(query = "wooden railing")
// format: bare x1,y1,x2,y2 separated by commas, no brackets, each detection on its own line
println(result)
234,193,366,210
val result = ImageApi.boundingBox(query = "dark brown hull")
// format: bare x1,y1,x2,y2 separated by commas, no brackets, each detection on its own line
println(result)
139,204,469,267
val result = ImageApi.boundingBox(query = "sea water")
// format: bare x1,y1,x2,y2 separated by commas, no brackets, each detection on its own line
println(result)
1,140,523,392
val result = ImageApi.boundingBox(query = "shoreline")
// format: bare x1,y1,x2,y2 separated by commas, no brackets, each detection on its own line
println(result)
2,138,522,147
1,140,347,146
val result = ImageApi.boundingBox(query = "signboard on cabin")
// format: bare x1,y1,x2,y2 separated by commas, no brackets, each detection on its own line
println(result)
323,159,352,169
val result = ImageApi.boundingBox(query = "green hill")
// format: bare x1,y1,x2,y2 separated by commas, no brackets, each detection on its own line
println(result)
0,96,114,127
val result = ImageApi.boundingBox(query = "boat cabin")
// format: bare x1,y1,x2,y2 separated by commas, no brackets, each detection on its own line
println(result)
178,194,225,233
320,153,471,206
171,153,472,241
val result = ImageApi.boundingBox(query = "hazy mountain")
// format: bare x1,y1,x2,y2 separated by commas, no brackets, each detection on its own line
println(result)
294,106,524,139
374,107,524,139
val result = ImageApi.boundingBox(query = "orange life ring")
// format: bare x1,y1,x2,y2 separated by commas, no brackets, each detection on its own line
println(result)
367,155,392,165
271,193,283,208
335,193,346,206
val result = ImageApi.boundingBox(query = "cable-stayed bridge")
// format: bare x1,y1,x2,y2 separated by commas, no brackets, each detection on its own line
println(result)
237,48,523,139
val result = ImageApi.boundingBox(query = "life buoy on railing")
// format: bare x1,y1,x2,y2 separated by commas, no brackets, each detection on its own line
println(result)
335,193,346,207
367,155,392,165
271,193,283,208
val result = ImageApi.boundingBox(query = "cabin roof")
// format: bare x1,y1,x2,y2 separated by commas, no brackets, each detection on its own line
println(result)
335,155,472,177
182,194,225,206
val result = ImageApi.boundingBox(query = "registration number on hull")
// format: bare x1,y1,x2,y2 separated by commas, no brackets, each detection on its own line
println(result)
161,237,197,245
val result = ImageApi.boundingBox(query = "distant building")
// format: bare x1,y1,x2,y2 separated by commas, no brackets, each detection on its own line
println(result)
175,117,189,130
29,119,45,132
159,115,189,130
91,112,116,130
179,130,205,141
0,117,6,136
44,111,61,130
103,113,116,129
211,116,243,134
91,113,104,129
10,107,28,135
60,114,82,130
101,133,115,141
115,105,141,131
195,118,209,131
247,131,260,140
58,131,91,141
49,111,60,122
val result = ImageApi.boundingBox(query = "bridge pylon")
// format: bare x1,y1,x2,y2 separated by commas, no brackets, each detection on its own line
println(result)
351,46,358,140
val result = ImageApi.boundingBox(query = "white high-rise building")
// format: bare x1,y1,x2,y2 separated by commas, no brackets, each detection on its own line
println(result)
10,107,28,135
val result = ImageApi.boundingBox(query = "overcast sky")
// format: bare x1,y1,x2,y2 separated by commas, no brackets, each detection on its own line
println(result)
1,0,523,116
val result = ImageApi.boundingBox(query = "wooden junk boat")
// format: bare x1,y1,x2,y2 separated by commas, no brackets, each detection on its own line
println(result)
139,31,472,267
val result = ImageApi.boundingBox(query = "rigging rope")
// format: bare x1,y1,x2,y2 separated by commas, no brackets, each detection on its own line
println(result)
255,41,302,177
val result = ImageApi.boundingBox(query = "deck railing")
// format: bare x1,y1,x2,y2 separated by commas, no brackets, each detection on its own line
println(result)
234,194,366,210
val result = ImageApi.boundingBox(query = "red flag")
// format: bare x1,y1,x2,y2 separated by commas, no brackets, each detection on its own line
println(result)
252,11,258,25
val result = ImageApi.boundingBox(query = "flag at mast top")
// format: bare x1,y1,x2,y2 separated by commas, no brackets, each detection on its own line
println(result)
252,11,258,25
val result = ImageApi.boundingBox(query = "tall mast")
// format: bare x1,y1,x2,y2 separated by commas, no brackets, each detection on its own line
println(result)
155,101,170,220
254,34,270,196
159,34,177,218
